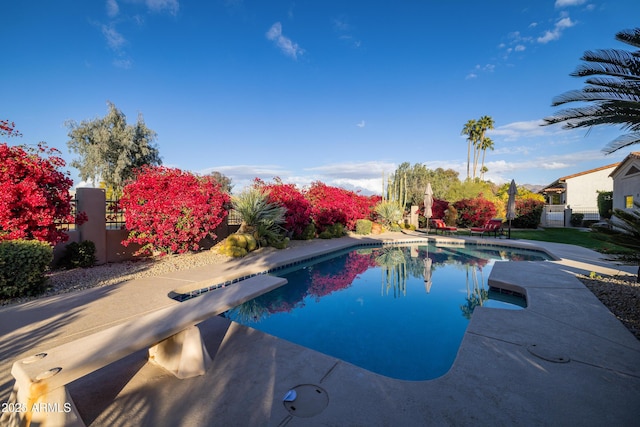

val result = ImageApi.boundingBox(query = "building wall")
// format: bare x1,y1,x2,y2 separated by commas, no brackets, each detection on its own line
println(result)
611,157,640,211
565,167,615,209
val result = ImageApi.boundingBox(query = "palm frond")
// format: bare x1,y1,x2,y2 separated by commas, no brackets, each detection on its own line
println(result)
616,28,640,49
604,131,640,154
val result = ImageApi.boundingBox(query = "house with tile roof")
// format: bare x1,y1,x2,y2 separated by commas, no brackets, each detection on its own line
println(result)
539,163,619,226
609,152,640,212
541,163,619,209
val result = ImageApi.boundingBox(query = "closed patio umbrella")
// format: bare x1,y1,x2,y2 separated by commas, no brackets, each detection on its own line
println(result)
506,179,517,239
423,255,433,293
424,183,433,233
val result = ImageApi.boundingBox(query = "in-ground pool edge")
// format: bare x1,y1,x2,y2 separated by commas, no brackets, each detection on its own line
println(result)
168,234,553,302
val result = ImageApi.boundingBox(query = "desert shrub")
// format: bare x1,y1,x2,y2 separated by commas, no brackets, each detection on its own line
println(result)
511,199,544,229
254,178,312,239
120,166,230,256
233,187,287,248
443,205,458,226
299,223,316,240
374,201,403,228
218,233,257,257
453,196,497,227
570,213,584,227
0,143,82,245
58,240,96,269
355,219,373,235
597,191,613,219
0,239,53,298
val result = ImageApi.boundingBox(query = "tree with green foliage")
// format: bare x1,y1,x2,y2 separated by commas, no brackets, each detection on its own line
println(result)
592,202,640,282
66,101,162,194
390,163,461,207
543,28,640,154
461,119,478,180
474,116,495,179
479,136,494,180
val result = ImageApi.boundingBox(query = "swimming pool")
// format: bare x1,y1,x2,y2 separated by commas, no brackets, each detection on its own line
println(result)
222,243,550,381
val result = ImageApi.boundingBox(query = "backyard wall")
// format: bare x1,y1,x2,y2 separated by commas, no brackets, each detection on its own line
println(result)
53,188,237,266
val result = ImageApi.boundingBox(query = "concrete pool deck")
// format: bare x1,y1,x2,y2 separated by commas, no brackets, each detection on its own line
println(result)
1,232,638,426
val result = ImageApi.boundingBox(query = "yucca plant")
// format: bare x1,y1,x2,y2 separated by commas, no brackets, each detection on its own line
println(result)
375,200,403,229
232,187,287,247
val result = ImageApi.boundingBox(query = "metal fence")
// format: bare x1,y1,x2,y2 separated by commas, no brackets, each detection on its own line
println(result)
227,209,243,225
106,198,126,229
55,197,80,231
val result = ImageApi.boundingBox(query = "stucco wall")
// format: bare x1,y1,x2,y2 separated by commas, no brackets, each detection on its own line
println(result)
611,157,640,211
565,167,614,209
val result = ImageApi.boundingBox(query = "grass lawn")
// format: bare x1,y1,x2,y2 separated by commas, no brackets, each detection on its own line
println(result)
509,228,632,254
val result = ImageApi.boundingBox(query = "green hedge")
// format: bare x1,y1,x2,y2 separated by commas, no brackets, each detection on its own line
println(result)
0,240,53,298
355,219,373,235
57,240,97,269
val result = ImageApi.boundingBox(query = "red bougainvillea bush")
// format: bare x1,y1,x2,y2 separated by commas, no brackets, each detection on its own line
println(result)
120,166,230,256
305,182,380,231
512,199,545,229
0,143,78,245
453,195,497,228
254,177,312,238
308,250,376,299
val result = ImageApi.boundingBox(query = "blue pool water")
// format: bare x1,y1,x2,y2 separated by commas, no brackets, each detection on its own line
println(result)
222,244,550,380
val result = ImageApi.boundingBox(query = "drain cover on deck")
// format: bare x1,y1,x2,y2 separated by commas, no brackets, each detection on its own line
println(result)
527,344,570,363
282,384,329,418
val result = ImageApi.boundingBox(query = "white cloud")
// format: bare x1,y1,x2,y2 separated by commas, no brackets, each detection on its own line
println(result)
356,120,365,128
113,58,133,69
490,120,552,141
555,0,586,7
101,24,126,50
306,161,396,180
142,0,179,14
106,0,119,17
537,16,576,44
266,22,304,60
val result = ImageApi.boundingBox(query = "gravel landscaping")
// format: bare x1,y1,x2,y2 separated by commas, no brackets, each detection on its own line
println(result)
1,242,638,341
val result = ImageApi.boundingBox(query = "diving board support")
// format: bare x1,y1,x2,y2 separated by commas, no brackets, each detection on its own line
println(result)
4,275,287,427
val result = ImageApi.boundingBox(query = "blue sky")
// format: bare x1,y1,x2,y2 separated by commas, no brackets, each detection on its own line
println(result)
3,0,638,194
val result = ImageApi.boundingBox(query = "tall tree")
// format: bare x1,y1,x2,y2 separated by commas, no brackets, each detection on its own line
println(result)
461,119,477,180
479,136,494,179
66,102,162,194
474,115,495,179
543,28,640,154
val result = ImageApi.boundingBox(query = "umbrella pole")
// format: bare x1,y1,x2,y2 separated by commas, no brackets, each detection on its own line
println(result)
508,219,512,239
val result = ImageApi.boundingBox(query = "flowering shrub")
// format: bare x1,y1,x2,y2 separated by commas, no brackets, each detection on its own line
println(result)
511,199,544,229
453,195,497,227
120,166,230,256
254,178,312,239
0,143,79,245
305,182,380,231
308,251,376,299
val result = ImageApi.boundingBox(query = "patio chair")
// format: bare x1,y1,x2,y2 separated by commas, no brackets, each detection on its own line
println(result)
431,219,458,235
470,219,504,237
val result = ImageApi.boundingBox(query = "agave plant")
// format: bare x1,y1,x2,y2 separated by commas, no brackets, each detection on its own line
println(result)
374,200,403,229
232,187,287,247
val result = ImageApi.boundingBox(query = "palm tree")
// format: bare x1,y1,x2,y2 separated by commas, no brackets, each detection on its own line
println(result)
461,119,477,180
474,116,495,179
479,136,494,180
543,28,640,154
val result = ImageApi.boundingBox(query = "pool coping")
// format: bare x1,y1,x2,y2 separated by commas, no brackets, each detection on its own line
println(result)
168,232,561,301
2,232,639,426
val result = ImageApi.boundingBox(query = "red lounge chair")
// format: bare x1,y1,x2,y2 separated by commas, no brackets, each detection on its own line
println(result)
431,219,457,235
470,219,504,237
